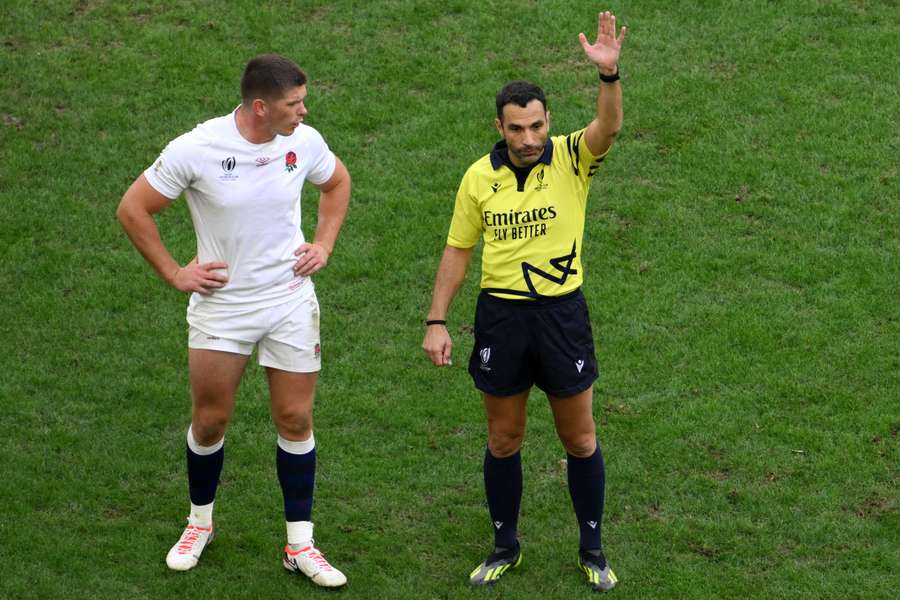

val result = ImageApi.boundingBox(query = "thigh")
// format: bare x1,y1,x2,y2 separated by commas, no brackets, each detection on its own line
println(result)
188,348,249,444
259,293,321,373
533,292,598,397
483,389,530,457
469,294,533,396
266,367,317,440
548,386,597,457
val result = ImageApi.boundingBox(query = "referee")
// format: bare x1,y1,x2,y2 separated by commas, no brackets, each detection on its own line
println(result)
422,11,626,592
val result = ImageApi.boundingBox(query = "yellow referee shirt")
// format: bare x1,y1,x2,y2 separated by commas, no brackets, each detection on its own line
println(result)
447,128,607,299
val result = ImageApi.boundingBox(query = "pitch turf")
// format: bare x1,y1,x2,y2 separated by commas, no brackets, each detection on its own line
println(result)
0,1,897,598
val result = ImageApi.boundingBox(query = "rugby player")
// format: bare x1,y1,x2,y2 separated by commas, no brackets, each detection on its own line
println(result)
117,54,350,587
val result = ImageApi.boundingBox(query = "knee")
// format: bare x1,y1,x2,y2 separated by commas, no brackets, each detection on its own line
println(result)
274,405,312,439
190,417,228,447
560,433,597,458
488,429,524,457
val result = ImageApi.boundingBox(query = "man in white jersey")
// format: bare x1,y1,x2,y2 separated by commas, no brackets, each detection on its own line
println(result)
117,54,350,587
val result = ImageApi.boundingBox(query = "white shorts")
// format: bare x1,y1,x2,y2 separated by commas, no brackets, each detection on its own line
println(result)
187,290,321,373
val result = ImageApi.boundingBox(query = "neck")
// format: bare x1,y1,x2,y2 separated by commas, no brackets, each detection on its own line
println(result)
234,105,275,144
508,154,537,169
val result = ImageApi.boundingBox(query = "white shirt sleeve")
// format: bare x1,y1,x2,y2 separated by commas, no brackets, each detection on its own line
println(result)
143,133,196,200
303,128,337,186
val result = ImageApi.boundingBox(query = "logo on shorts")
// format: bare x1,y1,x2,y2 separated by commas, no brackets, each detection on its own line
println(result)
587,520,597,529
493,521,503,530
314,343,321,360
479,347,492,372
575,359,585,373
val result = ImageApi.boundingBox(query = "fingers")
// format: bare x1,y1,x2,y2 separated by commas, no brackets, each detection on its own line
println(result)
172,260,229,294
423,331,453,367
200,260,228,270
293,248,327,276
578,31,590,50
618,25,627,45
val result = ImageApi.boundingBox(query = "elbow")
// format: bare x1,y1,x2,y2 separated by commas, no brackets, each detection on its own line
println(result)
115,201,129,227
115,199,138,231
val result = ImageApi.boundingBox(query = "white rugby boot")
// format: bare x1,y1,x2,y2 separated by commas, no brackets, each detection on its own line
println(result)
165,519,214,571
283,541,347,587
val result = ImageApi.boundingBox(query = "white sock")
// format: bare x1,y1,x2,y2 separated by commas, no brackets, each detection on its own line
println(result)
190,501,214,527
287,521,314,547
277,432,315,455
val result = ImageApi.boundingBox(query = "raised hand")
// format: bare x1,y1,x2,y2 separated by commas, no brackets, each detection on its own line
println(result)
579,11,626,74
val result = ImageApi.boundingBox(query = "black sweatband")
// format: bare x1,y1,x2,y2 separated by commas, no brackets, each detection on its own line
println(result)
425,319,447,326
598,67,620,83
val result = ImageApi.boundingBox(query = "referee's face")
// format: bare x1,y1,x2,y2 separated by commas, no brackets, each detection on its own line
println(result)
496,100,549,168
267,85,309,136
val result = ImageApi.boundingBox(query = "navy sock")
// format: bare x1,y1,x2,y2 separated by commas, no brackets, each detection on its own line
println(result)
567,444,605,551
276,444,316,522
186,443,224,506
483,448,522,549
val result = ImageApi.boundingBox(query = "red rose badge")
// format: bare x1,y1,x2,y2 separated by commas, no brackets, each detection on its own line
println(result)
284,151,297,172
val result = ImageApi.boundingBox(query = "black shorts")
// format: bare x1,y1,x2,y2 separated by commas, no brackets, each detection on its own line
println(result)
468,289,598,397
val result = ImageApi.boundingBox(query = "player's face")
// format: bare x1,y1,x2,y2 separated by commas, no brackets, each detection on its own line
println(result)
267,85,309,136
495,100,549,168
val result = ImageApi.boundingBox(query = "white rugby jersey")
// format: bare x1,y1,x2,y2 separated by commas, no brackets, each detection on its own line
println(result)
144,109,336,309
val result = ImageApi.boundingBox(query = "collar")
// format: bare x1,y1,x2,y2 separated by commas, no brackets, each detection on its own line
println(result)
489,137,554,171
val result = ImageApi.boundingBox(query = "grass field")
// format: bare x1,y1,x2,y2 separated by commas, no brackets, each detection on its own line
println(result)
1,1,897,598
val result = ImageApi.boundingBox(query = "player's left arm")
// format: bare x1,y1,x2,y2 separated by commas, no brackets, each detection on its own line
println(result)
293,157,351,276
580,11,626,157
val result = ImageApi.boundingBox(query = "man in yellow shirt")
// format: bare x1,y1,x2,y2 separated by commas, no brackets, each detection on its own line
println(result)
422,11,626,592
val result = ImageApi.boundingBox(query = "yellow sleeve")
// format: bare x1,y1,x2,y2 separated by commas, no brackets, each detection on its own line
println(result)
560,128,610,184
446,169,482,248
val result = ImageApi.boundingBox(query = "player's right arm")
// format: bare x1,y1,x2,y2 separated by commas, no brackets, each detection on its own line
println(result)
422,244,474,367
116,174,228,293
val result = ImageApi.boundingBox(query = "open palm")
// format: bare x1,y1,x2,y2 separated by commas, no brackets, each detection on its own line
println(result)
579,11,626,72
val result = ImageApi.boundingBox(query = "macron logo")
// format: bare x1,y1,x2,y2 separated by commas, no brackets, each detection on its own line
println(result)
575,359,585,373
587,521,597,529
493,521,503,530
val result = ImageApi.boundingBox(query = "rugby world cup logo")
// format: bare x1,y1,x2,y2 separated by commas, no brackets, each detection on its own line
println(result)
479,347,492,372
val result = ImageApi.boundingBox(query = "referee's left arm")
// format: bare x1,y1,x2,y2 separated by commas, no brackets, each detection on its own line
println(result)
579,11,626,156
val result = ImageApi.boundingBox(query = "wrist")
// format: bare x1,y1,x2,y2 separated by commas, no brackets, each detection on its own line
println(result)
313,241,333,256
425,319,447,327
598,65,620,83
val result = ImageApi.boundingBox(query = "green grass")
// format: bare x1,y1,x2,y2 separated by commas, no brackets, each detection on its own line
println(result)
1,1,897,598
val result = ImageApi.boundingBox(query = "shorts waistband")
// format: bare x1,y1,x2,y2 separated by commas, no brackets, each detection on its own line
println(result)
480,288,582,307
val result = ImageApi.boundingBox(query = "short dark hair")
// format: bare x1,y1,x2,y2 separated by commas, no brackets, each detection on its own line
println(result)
496,80,547,120
240,54,307,103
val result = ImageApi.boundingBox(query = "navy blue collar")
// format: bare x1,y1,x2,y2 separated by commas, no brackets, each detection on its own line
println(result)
489,137,554,171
